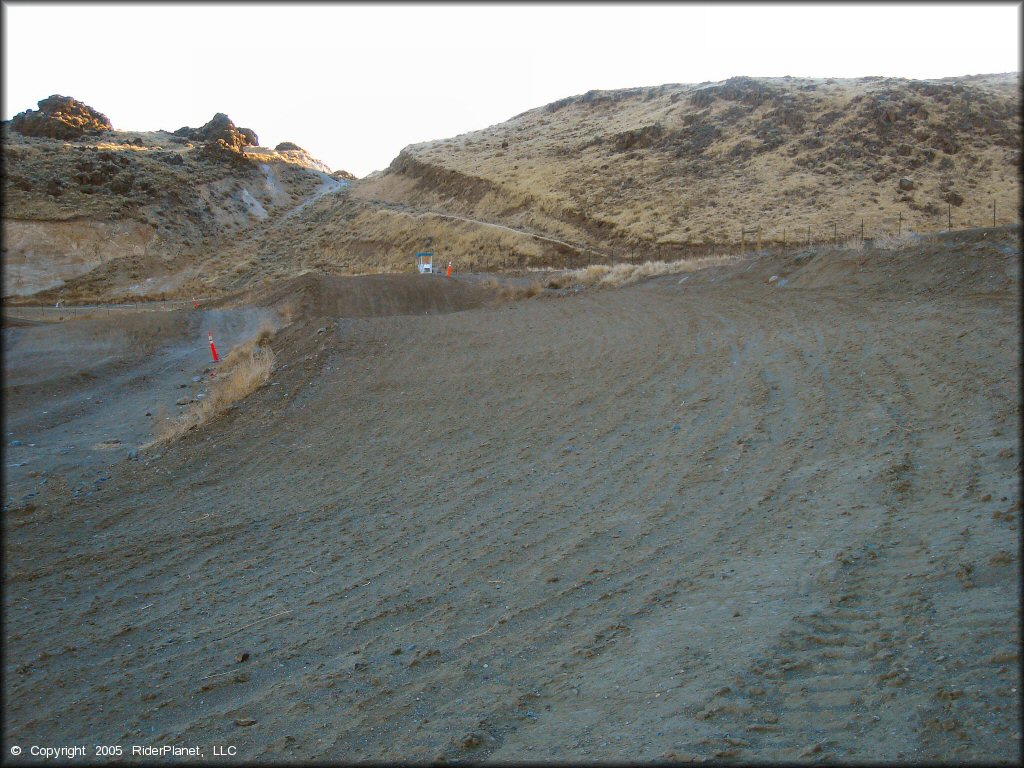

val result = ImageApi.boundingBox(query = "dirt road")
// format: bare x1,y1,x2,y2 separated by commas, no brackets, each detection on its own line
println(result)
2,228,1019,763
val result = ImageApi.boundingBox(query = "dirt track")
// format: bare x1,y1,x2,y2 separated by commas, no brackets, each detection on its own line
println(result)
2,228,1020,763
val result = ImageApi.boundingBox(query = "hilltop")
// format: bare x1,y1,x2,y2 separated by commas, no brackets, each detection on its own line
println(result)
2,74,1020,300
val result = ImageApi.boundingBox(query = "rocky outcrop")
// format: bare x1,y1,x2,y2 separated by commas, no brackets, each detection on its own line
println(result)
174,113,258,151
197,138,255,170
10,95,112,139
274,141,304,152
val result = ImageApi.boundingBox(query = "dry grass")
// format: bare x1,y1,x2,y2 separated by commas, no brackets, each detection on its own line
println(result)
277,302,298,326
549,252,745,289
253,317,276,345
380,73,1019,268
148,333,276,446
481,278,545,299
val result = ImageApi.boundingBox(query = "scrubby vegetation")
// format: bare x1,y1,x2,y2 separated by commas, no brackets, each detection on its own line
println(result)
149,322,276,445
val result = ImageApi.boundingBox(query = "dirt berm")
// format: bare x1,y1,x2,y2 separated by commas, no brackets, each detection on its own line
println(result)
239,272,499,319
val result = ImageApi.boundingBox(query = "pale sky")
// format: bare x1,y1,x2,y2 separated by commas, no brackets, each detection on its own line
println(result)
2,2,1020,177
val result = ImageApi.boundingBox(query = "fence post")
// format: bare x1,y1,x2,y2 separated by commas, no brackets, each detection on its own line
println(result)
948,205,951,231
807,225,810,246
783,227,786,248
898,211,902,237
756,225,762,253
833,222,837,245
993,199,996,228
860,219,864,244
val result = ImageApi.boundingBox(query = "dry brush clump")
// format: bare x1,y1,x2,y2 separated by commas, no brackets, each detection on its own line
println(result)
148,327,276,446
549,252,746,289
481,278,545,300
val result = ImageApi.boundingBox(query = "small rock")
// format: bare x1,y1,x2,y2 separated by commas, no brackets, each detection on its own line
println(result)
768,275,779,283
192,375,203,383
234,718,257,727
898,177,915,191
316,327,327,335
235,652,250,663
176,397,191,406
10,440,22,447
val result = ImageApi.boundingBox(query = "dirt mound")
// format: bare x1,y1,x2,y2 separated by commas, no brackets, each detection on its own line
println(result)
10,94,112,139
174,112,258,151
781,226,1020,294
250,272,497,320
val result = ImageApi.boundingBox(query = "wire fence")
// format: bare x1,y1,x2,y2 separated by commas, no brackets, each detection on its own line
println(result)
733,202,1005,252
453,200,1013,272
607,201,1013,268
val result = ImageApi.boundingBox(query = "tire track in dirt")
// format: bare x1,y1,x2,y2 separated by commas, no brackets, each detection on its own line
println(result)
3,233,1018,761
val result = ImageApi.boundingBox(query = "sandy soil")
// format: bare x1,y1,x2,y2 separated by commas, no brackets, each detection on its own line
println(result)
2,228,1020,763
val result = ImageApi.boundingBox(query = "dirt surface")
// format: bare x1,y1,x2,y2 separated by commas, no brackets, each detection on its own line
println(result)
3,307,279,505
2,229,1020,763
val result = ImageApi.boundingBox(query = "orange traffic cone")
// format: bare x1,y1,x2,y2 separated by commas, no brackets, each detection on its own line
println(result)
446,261,453,278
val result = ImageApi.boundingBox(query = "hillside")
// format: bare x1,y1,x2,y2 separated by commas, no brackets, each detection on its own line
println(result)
2,98,351,300
342,73,1020,264
2,74,1020,300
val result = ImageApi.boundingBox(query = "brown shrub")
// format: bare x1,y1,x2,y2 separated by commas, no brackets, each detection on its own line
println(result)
148,338,275,446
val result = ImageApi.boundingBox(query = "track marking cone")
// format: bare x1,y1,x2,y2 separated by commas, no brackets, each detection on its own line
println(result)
446,261,453,278
208,331,219,363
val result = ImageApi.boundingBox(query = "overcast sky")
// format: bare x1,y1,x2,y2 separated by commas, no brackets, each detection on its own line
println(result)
2,2,1020,177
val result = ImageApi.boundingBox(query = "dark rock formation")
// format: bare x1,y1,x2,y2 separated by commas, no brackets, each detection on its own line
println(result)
198,138,255,170
275,141,304,152
10,95,112,139
174,113,258,151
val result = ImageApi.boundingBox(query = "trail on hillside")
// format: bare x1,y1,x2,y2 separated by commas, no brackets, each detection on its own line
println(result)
359,197,615,261
283,173,349,220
